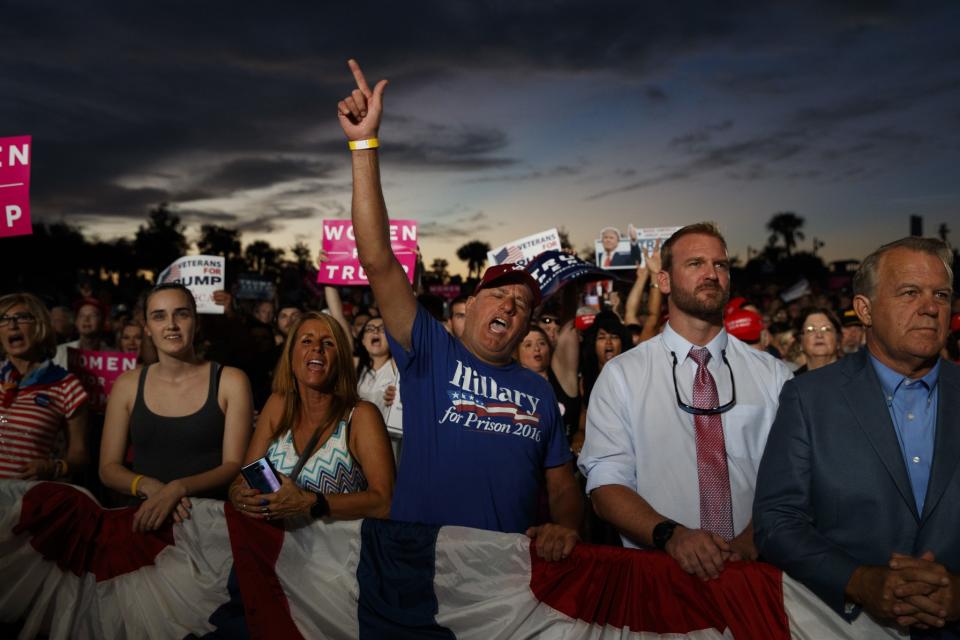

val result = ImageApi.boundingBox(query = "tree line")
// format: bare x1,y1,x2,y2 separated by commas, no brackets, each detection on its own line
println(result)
8,204,947,307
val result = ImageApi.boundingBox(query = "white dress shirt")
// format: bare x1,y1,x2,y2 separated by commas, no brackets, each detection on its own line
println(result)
578,323,792,548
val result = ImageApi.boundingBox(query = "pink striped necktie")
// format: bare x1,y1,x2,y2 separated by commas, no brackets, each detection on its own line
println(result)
688,347,734,539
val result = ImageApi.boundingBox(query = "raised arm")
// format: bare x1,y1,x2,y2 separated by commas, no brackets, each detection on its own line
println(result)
551,320,580,399
638,242,663,343
316,249,354,352
549,283,581,398
338,59,417,350
623,263,649,326
324,285,353,352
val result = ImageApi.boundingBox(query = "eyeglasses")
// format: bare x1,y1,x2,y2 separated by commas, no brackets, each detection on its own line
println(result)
803,325,836,335
670,349,737,415
363,324,385,335
0,313,37,328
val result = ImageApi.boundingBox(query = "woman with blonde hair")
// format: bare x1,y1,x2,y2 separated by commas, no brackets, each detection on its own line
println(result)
230,311,394,521
0,292,88,479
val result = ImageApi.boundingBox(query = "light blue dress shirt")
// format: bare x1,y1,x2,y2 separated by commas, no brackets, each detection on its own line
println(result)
870,354,939,516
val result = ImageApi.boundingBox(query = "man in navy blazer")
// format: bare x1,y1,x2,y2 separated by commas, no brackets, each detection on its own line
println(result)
754,236,959,636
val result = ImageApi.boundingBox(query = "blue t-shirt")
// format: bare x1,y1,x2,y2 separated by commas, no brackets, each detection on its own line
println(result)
387,305,572,533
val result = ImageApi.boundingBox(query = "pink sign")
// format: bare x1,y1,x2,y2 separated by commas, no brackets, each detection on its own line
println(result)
0,136,32,238
317,219,418,286
67,349,138,413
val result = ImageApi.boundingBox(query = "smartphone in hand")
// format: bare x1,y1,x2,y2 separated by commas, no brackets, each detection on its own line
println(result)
240,457,281,494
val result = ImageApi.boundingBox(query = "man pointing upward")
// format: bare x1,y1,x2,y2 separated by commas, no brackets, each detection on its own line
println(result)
336,60,582,560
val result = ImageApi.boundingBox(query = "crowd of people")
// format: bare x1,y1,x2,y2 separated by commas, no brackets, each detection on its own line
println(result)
2,58,960,636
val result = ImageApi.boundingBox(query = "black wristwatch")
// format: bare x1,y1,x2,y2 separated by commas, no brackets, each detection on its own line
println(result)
309,491,330,519
652,519,679,550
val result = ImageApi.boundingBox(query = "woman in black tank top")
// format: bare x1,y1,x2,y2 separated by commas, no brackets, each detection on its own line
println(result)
99,284,254,532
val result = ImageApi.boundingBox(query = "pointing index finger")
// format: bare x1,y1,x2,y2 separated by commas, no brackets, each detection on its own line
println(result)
348,59,372,97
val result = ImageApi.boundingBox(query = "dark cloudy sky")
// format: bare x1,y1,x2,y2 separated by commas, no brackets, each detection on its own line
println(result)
4,1,959,270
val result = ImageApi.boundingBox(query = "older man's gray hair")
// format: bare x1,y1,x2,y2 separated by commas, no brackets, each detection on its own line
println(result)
853,237,953,300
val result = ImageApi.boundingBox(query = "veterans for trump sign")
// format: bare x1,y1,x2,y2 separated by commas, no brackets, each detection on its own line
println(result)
0,136,32,238
487,228,561,267
317,219,418,286
157,255,226,314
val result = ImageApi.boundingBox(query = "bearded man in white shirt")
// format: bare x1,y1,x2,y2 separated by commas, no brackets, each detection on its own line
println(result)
578,222,792,580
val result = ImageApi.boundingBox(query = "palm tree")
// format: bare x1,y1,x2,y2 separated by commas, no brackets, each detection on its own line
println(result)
430,258,450,283
937,223,950,244
766,212,806,257
197,225,243,260
244,240,284,275
456,240,491,280
290,242,313,273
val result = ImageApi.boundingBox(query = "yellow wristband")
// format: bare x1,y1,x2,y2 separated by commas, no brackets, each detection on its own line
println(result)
348,138,379,151
131,474,144,497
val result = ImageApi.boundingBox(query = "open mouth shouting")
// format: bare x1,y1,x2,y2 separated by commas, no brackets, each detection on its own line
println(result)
1,332,30,357
489,317,509,335
306,358,326,372
4,332,26,350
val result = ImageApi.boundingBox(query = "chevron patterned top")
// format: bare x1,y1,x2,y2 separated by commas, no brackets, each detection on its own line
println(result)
267,419,368,495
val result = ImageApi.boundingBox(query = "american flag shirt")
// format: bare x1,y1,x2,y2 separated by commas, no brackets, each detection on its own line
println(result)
0,359,87,478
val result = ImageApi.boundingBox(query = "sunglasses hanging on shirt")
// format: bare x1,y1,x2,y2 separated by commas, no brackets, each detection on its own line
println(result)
669,349,737,415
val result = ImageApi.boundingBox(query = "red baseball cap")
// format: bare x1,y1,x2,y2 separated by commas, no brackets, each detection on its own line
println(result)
951,312,960,333
72,297,107,317
474,263,543,308
724,296,747,318
575,306,597,331
725,308,763,343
